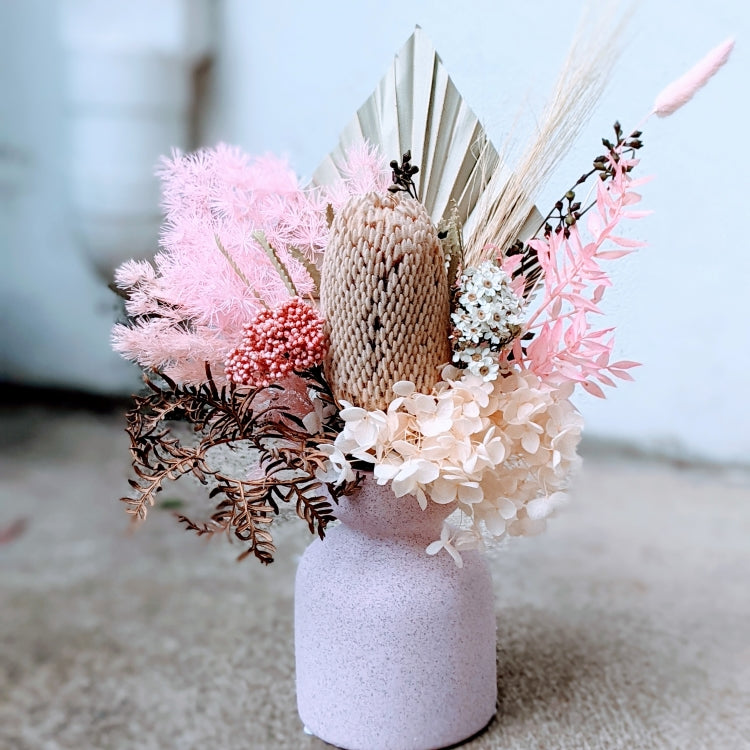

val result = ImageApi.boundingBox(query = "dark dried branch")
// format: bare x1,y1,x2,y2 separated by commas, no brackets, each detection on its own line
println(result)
509,121,644,299
388,150,420,201
121,363,361,564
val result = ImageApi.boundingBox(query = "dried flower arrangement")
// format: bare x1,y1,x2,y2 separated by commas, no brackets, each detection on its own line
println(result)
112,27,733,566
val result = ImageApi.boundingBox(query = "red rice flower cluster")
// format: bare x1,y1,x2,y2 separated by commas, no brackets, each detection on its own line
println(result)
225,297,328,387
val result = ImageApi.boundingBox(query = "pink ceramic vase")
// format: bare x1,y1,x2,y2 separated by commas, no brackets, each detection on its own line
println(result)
295,475,497,750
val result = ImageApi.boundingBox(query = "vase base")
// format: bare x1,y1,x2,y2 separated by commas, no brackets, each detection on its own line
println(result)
440,712,496,749
295,478,498,750
300,711,497,750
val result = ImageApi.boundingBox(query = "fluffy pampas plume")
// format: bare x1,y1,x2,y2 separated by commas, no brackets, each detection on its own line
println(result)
653,37,735,117
464,0,631,266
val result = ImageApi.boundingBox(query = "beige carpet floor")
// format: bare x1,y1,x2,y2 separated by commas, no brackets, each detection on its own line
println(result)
0,407,748,750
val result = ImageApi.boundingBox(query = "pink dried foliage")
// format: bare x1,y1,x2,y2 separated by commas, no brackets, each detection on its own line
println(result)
225,297,328,388
323,142,391,211
155,145,325,317
516,152,649,397
113,142,388,384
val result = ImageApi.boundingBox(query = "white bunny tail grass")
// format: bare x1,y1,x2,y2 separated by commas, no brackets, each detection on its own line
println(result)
464,1,633,268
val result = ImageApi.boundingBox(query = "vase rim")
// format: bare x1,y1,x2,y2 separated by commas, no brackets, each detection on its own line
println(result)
332,472,457,540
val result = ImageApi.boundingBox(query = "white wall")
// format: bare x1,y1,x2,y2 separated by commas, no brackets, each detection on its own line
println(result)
0,2,136,394
1,0,747,464
0,0,211,395
204,0,749,465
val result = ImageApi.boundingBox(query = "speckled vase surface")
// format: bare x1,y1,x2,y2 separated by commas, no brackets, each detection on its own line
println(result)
295,475,497,750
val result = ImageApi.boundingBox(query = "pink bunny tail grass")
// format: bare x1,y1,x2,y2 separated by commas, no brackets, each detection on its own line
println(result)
653,37,735,118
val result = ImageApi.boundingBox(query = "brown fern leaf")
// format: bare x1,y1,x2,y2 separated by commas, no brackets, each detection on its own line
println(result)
178,476,278,564
175,514,229,537
294,488,336,539
121,363,361,564
123,429,210,521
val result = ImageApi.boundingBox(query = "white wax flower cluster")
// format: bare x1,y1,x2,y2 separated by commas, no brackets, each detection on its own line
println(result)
451,261,525,382
318,366,583,562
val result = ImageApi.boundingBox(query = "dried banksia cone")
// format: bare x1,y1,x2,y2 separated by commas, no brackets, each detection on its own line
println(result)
320,191,451,410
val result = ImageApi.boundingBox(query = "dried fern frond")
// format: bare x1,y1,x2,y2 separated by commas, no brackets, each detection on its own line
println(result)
464,0,632,268
122,364,362,564
178,491,277,564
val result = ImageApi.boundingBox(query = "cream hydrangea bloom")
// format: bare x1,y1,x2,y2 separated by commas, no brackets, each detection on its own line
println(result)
322,365,583,562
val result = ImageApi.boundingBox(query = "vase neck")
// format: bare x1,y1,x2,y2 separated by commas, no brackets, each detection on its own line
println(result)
332,474,454,543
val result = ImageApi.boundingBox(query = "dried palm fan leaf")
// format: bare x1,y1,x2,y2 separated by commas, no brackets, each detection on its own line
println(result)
312,26,538,236
314,28,537,409
464,1,632,273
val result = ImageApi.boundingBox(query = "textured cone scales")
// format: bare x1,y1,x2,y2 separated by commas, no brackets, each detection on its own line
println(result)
321,192,451,410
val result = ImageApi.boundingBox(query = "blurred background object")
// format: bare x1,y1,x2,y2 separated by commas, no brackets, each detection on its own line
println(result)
0,0,213,395
61,0,213,274
0,0,747,463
